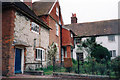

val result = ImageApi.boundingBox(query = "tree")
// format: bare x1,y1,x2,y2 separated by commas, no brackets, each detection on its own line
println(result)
82,37,110,63
47,42,57,65
91,45,110,63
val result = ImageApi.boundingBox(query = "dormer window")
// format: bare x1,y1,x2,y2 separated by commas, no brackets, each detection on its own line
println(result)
56,7,59,16
31,22,39,34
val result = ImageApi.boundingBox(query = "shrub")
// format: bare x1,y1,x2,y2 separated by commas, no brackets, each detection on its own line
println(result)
111,56,120,78
91,45,110,63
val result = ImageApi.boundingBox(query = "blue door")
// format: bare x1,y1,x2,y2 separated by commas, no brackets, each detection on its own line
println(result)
15,48,22,74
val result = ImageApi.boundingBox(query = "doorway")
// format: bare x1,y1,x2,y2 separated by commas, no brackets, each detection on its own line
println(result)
15,48,24,74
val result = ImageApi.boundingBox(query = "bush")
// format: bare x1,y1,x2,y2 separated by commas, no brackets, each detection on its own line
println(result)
91,45,110,63
111,56,120,78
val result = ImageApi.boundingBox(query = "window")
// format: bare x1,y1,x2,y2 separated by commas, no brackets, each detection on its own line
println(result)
59,20,61,25
56,7,59,16
56,23,59,36
71,33,73,38
33,39,36,50
113,50,116,57
110,50,116,57
36,48,45,61
56,47,59,61
76,38,81,44
108,35,115,41
31,22,39,33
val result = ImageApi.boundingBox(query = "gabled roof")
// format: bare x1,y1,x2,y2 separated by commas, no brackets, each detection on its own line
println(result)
64,19,120,37
2,2,51,29
32,0,56,16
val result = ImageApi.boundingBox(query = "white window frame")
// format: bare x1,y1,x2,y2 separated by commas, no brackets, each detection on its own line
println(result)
110,50,116,57
56,23,59,36
31,22,39,34
56,7,59,16
108,35,115,42
36,48,45,61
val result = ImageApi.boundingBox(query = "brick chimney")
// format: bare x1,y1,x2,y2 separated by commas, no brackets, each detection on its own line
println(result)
23,0,32,9
71,13,77,24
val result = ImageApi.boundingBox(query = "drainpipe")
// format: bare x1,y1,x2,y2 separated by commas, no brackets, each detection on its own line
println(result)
60,24,62,66
59,6,63,66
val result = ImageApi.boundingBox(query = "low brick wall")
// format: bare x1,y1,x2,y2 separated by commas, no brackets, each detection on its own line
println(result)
53,72,119,80
24,71,44,76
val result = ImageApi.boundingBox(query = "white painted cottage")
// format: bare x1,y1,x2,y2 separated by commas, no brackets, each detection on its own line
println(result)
64,14,120,61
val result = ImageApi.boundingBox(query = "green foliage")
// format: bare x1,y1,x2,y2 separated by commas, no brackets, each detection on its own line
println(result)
82,37,97,54
82,37,110,63
111,56,120,78
91,45,111,63
36,56,120,78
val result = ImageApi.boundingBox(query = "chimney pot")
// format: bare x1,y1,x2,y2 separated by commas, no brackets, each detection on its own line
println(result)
71,13,77,24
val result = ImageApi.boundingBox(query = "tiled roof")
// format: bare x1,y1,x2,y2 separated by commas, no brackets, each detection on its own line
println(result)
64,19,120,37
32,2,54,16
2,2,51,29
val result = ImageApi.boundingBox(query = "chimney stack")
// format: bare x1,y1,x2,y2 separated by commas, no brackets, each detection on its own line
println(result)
71,13,77,24
23,0,32,9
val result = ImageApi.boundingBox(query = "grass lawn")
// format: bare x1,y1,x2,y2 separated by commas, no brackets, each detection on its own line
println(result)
36,66,66,75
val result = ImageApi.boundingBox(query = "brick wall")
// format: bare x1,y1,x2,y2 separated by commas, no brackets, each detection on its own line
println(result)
62,28,74,46
48,2,61,62
2,8,15,76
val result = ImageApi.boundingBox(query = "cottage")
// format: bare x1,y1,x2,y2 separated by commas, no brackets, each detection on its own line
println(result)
64,13,120,61
32,0,64,62
2,1,50,76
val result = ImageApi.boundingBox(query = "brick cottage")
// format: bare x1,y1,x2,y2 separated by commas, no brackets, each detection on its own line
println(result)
2,2,50,76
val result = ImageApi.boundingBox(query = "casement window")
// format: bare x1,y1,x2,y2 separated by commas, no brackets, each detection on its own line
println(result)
36,48,45,61
56,23,59,36
76,38,81,44
31,22,39,33
110,50,116,57
56,7,59,16
108,35,115,41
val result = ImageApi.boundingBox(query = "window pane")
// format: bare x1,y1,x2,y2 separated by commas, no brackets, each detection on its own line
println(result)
36,49,37,58
38,50,41,59
109,51,112,57
56,7,59,16
113,50,116,57
108,35,115,41
42,50,45,61
31,22,39,33
56,23,59,36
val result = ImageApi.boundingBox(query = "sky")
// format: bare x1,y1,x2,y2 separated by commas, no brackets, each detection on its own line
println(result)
24,0,120,25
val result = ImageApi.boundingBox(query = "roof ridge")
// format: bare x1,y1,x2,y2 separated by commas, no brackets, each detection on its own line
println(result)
64,19,119,26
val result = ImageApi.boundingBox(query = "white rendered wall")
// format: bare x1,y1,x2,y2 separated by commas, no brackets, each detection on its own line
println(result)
73,35,119,60
96,35,119,59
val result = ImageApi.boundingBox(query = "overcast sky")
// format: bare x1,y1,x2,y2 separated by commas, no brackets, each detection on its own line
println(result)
30,0,120,25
